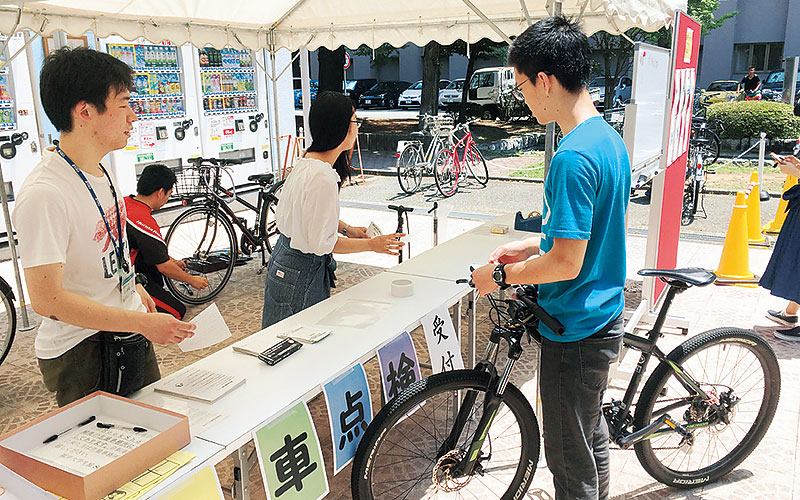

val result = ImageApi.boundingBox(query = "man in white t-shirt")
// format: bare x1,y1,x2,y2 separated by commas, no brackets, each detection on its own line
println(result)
12,47,195,406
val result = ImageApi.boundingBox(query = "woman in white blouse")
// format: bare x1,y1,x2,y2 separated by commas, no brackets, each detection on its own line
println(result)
262,91,404,328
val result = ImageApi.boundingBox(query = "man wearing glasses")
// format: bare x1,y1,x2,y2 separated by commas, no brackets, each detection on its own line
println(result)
472,16,631,500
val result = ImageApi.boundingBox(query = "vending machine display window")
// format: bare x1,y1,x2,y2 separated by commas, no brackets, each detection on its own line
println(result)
198,47,257,116
107,43,186,120
0,43,17,131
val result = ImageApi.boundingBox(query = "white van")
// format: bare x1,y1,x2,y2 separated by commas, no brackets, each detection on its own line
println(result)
466,66,516,119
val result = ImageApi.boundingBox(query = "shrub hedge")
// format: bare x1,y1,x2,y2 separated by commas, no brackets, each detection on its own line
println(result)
706,101,800,139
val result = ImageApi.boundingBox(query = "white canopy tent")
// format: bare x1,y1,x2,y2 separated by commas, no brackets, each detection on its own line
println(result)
0,0,685,495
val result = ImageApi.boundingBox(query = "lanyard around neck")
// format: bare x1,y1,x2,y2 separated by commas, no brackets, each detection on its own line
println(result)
55,146,129,274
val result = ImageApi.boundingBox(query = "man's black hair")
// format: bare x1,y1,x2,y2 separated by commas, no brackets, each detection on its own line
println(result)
137,164,177,196
507,15,591,93
40,47,133,132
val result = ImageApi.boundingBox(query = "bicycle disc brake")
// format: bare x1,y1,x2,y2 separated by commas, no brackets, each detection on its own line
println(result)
432,450,474,492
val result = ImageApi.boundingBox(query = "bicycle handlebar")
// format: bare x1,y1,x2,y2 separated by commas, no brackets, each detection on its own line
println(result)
187,157,243,168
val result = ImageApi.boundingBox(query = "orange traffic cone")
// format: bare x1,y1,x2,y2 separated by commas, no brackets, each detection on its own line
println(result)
763,174,798,234
715,192,760,286
745,171,769,247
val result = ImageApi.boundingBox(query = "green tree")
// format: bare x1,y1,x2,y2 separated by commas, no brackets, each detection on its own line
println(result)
352,43,400,68
591,0,737,107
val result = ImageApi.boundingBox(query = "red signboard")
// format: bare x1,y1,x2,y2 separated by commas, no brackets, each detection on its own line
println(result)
651,11,701,303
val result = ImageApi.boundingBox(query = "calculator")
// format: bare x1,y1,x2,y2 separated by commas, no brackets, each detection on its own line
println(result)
258,338,302,365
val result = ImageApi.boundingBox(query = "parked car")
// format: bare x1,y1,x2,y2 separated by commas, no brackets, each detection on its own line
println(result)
588,77,608,110
439,78,465,108
359,81,411,108
399,79,451,108
612,76,633,106
466,66,515,119
294,80,318,108
698,80,738,106
345,78,377,107
761,69,800,102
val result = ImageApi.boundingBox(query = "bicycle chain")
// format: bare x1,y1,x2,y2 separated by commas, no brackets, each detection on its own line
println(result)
611,396,707,451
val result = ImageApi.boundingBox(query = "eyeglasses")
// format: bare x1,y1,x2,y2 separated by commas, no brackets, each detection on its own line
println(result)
351,119,362,129
511,79,529,102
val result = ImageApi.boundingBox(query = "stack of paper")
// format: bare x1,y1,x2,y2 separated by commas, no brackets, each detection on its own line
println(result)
154,367,245,403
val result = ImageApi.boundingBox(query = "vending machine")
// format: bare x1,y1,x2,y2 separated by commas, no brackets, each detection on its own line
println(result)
0,32,43,237
100,36,203,196
192,46,271,186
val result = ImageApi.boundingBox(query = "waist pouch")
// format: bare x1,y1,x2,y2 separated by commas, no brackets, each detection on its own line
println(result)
101,333,151,396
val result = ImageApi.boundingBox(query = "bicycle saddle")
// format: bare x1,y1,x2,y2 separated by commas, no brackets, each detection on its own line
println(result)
410,131,425,138
247,173,275,185
638,268,716,287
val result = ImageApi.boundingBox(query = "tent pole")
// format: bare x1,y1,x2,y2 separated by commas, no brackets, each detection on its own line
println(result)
458,0,512,44
268,30,282,179
519,0,533,26
299,48,311,144
544,0,562,176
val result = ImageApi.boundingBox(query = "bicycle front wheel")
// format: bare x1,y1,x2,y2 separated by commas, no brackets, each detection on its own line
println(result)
633,328,781,488
351,370,539,500
464,143,489,185
397,143,424,194
0,279,16,367
433,149,458,197
164,206,237,304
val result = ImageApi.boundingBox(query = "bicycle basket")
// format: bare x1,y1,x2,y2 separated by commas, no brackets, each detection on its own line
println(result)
173,168,212,199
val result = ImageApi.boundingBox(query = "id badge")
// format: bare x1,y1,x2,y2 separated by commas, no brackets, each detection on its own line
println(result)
119,269,137,302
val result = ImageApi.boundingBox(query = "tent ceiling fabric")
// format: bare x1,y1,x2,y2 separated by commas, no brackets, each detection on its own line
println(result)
0,0,685,51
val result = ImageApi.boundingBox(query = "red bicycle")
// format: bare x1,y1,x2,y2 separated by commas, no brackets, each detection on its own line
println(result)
433,120,488,197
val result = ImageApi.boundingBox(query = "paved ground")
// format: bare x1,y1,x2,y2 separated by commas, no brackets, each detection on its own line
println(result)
0,200,797,499
340,171,783,240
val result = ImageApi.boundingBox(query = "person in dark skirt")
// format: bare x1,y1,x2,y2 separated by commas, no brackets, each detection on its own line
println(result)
761,153,800,341
261,91,404,329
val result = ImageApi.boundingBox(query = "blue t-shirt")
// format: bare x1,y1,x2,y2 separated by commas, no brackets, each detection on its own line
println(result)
538,116,631,342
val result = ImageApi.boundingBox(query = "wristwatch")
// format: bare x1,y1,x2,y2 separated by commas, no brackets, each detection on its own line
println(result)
492,264,507,288
341,224,349,236
135,273,148,287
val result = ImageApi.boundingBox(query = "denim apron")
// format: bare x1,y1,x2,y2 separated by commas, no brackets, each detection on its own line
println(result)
262,235,337,328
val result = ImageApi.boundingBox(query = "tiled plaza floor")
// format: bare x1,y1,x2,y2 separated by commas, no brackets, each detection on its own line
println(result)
0,206,796,499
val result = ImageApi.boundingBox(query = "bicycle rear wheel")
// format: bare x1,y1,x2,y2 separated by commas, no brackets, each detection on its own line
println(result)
465,143,489,185
258,184,283,254
351,370,539,500
0,278,16,367
397,143,424,194
433,149,458,197
633,328,781,488
164,206,237,304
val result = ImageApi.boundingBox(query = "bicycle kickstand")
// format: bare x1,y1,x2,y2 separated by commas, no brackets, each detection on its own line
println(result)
388,204,414,263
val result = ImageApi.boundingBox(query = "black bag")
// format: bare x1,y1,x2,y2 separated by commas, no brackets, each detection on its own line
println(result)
514,211,542,233
101,333,152,396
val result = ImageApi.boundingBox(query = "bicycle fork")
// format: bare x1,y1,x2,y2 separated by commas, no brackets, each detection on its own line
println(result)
443,328,522,477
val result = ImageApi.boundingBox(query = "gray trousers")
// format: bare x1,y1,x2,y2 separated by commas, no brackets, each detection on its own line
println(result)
539,315,623,500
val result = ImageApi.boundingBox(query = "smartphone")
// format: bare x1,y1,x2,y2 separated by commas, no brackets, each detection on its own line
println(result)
770,152,785,164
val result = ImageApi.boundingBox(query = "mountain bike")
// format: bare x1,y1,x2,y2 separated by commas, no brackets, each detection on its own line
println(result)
396,115,455,194
682,144,708,225
351,267,780,498
0,275,17,367
691,115,721,165
433,121,488,197
165,157,283,304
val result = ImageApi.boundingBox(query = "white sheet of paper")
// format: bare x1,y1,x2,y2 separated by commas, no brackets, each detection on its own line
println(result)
317,300,393,329
422,306,464,374
154,367,245,403
179,303,232,352
0,463,57,499
366,221,382,238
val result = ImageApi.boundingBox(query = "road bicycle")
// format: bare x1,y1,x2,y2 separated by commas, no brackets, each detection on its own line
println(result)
0,275,17,367
396,115,456,194
165,157,283,304
433,121,489,197
351,267,780,498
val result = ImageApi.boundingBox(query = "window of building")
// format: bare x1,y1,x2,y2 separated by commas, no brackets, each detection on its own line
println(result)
733,42,785,73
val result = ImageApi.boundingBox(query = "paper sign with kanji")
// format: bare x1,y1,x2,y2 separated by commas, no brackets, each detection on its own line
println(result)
322,363,372,474
253,401,328,500
376,331,421,403
422,306,464,374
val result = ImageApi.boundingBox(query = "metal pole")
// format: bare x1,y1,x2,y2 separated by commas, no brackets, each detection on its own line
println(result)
24,30,46,154
758,131,769,201
299,47,312,144
268,32,283,178
0,162,34,330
